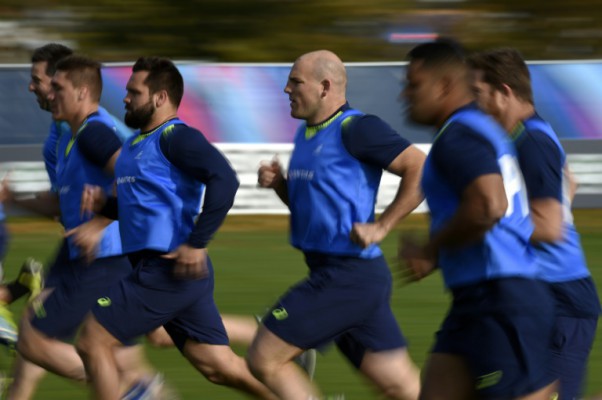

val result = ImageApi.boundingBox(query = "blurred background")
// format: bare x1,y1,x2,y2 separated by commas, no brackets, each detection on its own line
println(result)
2,1,602,399
1,0,602,63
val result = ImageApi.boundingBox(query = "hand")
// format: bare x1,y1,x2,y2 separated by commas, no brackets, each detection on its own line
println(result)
350,222,388,248
80,185,107,219
64,217,107,264
162,245,209,280
0,172,15,204
257,156,284,189
397,235,437,284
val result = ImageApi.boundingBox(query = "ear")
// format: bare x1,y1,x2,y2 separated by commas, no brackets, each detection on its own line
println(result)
154,90,169,108
320,79,331,98
500,83,513,98
78,86,89,101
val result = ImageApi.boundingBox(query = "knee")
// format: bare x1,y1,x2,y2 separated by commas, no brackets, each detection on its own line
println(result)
16,331,36,362
75,322,102,359
16,320,42,361
145,329,174,348
381,382,419,400
245,347,273,382
197,362,230,386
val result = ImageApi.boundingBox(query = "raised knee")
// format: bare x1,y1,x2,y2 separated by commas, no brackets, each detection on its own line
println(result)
203,367,228,385
245,351,274,382
75,329,98,359
16,335,35,361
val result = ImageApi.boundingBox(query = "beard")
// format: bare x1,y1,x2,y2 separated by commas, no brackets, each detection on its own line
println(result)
36,94,51,112
124,100,154,129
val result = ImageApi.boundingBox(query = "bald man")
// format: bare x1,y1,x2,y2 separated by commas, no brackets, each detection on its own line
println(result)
248,50,425,400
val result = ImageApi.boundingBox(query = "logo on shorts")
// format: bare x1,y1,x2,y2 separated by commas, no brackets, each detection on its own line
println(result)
476,370,503,390
271,307,288,320
97,297,112,307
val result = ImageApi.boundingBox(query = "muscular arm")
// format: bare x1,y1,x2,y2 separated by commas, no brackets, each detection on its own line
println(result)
516,129,565,243
426,125,506,253
163,126,239,248
273,177,289,206
77,120,122,176
428,173,507,252
10,190,61,219
377,145,425,232
344,114,425,246
565,164,578,203
529,198,563,242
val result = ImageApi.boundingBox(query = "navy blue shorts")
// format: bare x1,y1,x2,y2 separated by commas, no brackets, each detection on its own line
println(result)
31,255,133,340
93,255,228,351
44,239,71,289
263,253,406,369
433,278,556,398
548,316,598,400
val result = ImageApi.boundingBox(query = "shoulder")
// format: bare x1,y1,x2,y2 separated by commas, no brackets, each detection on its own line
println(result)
343,113,411,146
344,113,392,134
77,120,115,140
163,124,207,143
342,114,411,167
161,123,211,153
518,126,562,163
77,120,122,155
436,120,495,152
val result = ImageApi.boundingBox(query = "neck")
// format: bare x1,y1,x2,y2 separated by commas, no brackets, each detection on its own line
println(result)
503,101,535,132
141,111,178,133
436,96,473,128
69,104,98,136
306,100,346,126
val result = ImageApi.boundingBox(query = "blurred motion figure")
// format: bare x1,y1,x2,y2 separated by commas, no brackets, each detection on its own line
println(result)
399,39,558,400
469,47,601,400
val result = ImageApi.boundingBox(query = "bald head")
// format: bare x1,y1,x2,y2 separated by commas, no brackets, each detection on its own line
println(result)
285,50,348,124
296,50,347,96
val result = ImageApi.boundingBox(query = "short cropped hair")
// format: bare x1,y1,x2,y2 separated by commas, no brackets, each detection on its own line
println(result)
132,57,184,107
55,55,103,102
467,48,533,105
31,43,73,77
407,38,467,70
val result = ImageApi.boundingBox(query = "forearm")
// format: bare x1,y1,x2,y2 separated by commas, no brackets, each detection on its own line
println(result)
377,175,423,234
274,179,289,207
428,203,498,253
86,215,115,230
12,191,60,219
378,145,425,232
187,176,238,248
99,196,118,220
529,198,563,243
565,166,578,203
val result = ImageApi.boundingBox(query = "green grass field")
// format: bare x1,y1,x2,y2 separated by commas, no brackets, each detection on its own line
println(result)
2,211,602,399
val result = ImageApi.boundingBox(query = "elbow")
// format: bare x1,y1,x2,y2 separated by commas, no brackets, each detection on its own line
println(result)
484,195,507,226
532,225,563,243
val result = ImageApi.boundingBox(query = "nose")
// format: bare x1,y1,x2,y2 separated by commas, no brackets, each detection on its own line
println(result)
283,84,291,94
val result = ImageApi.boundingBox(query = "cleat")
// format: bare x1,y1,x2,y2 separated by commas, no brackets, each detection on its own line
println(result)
17,258,44,302
122,374,165,400
0,303,17,348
